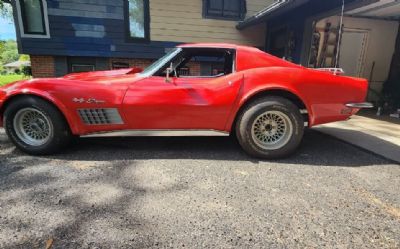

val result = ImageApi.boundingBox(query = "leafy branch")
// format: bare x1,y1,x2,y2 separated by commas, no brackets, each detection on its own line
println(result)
0,0,12,20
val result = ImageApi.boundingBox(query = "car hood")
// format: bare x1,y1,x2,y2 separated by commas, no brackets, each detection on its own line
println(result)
0,72,148,102
62,68,143,81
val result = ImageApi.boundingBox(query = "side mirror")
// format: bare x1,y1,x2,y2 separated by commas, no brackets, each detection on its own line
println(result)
165,62,173,83
128,67,143,74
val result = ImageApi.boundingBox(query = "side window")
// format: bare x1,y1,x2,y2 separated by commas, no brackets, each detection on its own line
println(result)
175,49,235,78
16,0,50,38
177,56,225,77
125,0,150,42
203,0,246,21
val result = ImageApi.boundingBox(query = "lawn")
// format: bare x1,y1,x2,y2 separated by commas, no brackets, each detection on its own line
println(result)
0,74,27,86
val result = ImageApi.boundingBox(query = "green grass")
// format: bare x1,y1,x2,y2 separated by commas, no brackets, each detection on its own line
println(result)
0,74,28,86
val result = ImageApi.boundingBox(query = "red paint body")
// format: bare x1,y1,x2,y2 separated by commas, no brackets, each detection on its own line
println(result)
0,43,368,135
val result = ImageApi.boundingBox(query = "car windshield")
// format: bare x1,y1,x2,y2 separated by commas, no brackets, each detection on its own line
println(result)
140,48,182,76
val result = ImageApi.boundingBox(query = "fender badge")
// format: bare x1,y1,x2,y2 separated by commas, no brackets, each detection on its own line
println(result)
73,97,105,104
72,97,85,103
87,98,106,104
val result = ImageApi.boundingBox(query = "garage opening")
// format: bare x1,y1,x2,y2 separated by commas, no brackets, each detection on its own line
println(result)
307,14,399,116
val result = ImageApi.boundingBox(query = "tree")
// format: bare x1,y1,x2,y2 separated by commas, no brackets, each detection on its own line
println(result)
0,40,5,55
19,54,30,61
0,0,12,20
0,40,18,64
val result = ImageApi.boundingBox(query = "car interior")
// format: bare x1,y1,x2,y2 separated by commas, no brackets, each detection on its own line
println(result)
155,48,235,78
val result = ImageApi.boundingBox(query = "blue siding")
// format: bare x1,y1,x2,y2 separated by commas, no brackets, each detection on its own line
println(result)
17,0,180,58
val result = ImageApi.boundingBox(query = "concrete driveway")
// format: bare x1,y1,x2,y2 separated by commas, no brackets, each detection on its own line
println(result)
0,128,399,249
316,115,400,163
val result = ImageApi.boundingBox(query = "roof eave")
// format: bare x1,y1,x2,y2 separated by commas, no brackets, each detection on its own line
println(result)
237,0,379,30
237,0,309,30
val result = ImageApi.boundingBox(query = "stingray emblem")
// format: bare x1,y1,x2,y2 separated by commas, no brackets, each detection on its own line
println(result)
72,97,105,104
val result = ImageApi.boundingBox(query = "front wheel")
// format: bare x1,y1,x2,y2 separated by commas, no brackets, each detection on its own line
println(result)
4,96,72,155
236,96,304,159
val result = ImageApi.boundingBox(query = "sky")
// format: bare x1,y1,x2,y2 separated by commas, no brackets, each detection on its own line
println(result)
0,16,16,40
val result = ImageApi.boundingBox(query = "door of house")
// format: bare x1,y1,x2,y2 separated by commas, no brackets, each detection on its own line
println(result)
338,29,368,77
267,26,288,59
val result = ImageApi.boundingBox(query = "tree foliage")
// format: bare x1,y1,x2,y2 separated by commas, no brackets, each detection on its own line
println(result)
0,0,12,20
0,40,19,64
19,54,30,61
21,65,32,76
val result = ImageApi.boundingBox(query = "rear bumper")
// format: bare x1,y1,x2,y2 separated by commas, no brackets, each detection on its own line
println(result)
345,102,374,109
0,92,5,127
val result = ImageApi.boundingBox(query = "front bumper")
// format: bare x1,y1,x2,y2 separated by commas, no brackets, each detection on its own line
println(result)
0,90,6,127
345,102,374,109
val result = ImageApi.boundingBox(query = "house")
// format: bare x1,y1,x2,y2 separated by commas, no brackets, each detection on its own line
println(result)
3,60,30,73
238,0,400,104
8,0,274,78
7,0,400,105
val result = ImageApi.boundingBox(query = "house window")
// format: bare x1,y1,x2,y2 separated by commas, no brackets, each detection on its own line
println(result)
71,64,95,73
67,57,96,73
203,0,246,20
16,0,50,37
125,0,150,42
112,62,130,69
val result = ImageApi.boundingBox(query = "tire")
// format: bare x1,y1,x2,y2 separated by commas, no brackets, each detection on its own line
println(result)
4,96,72,155
235,96,304,159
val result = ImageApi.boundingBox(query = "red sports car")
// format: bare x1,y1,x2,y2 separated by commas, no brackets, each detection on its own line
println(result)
0,43,372,158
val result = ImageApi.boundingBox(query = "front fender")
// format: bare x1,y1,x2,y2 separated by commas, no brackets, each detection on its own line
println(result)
1,88,79,134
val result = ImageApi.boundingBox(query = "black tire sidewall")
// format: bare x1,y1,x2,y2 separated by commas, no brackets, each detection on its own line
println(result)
236,97,304,159
4,97,70,155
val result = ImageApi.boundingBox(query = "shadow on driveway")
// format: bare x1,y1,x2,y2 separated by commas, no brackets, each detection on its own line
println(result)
0,129,398,248
1,129,391,167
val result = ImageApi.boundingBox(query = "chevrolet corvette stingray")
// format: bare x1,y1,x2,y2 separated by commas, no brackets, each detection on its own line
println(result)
0,43,372,158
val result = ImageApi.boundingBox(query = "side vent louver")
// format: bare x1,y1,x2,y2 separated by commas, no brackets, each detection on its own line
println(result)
78,108,123,125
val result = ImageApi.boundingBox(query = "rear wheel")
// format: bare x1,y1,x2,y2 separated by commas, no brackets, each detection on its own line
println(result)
4,96,72,155
236,96,304,159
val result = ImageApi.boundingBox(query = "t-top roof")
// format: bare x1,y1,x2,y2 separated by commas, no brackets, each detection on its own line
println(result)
178,43,238,49
177,43,263,52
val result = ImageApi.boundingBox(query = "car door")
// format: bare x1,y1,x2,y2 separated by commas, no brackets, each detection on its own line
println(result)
121,73,243,131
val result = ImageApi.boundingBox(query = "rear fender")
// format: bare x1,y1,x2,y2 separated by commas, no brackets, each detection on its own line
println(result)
225,84,312,131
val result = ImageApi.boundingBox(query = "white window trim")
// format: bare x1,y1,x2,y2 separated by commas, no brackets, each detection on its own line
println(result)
15,0,51,38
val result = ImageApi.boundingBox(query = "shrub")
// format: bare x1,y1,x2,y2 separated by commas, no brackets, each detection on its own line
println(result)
21,65,32,76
